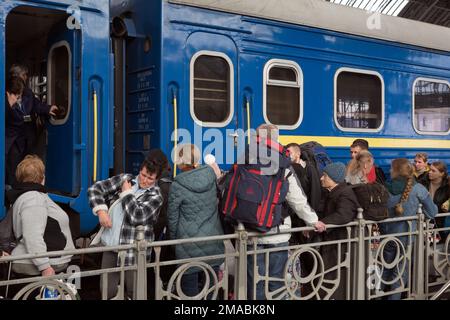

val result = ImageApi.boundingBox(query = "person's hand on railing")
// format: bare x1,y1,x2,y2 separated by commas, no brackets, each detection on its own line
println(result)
49,105,59,117
41,266,55,277
98,210,112,229
314,221,326,233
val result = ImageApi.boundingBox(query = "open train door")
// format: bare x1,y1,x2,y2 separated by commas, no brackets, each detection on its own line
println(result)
45,22,81,196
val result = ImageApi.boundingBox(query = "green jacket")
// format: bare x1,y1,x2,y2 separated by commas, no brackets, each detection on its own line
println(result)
168,166,224,266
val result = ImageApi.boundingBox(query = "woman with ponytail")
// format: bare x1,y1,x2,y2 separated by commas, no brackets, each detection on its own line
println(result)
379,158,437,300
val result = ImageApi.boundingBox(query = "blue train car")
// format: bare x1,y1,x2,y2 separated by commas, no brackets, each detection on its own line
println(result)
2,0,450,236
111,0,450,176
1,0,111,235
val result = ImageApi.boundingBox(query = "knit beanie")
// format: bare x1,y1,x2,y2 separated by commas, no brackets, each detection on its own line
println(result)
323,162,346,184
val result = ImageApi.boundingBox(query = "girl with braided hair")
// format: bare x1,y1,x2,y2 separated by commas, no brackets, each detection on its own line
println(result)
379,158,437,300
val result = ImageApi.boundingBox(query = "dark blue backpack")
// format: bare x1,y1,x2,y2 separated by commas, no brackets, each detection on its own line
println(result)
300,141,332,176
221,139,291,232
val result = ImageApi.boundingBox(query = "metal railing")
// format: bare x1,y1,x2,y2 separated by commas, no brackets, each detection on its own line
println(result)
1,207,449,300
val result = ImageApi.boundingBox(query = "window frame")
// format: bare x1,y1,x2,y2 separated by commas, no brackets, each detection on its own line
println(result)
263,59,303,130
189,50,234,128
47,40,72,125
334,67,385,133
412,77,450,136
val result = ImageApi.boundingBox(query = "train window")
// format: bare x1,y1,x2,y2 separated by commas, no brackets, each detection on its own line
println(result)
48,41,71,125
334,68,384,132
413,78,450,135
263,59,303,129
190,51,234,127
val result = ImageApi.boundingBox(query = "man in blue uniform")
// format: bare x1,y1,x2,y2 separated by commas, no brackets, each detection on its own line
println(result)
6,64,59,186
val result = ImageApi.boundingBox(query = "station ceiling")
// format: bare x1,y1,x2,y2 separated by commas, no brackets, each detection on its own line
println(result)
326,0,450,27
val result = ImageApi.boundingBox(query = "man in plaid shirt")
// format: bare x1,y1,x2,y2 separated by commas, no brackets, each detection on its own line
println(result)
88,158,163,299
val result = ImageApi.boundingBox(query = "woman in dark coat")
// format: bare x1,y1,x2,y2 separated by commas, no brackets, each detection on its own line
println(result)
318,162,359,300
423,161,450,239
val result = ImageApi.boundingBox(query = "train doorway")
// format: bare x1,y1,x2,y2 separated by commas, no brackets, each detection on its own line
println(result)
5,6,81,197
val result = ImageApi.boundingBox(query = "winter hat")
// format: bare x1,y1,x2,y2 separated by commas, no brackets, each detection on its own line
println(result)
323,162,346,184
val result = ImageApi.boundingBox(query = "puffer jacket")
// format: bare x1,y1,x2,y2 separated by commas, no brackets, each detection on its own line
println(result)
168,166,224,268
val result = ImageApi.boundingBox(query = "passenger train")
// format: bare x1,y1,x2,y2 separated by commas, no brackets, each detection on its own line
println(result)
1,0,449,236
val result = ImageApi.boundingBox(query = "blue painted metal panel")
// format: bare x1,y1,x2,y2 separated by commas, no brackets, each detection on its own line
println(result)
124,0,163,175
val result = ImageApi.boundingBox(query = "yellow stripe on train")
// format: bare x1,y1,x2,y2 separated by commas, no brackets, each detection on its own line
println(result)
279,136,450,149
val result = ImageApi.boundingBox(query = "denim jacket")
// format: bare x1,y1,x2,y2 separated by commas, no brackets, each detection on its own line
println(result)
380,183,437,242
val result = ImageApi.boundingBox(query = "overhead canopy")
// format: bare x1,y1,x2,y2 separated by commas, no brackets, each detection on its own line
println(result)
168,0,450,52
326,0,450,28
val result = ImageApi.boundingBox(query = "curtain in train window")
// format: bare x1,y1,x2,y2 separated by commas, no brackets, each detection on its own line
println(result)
414,80,450,134
192,55,231,123
336,71,383,130
265,65,301,127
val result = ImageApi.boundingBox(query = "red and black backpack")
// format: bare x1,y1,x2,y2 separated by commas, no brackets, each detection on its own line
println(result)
220,138,291,233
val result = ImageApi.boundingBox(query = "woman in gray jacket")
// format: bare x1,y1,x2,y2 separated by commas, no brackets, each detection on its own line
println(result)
7,155,75,277
168,144,224,298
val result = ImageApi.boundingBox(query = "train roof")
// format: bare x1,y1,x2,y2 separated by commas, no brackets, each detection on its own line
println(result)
168,0,450,53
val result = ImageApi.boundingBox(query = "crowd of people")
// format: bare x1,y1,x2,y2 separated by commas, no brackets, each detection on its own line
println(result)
2,67,450,299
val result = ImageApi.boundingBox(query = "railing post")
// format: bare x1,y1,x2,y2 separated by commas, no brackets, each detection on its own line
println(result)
414,204,426,300
135,225,147,300
355,208,366,300
234,222,248,300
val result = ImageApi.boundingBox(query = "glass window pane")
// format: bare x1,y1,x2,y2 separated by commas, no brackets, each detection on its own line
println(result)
49,46,69,121
193,55,230,123
336,71,382,130
414,80,450,133
266,85,300,126
269,67,297,82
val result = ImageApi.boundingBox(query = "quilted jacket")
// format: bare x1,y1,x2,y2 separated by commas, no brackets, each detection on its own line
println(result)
168,165,224,269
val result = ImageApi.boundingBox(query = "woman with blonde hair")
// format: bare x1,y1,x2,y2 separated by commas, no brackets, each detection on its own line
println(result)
6,155,75,276
380,158,437,300
346,150,385,185
168,144,224,297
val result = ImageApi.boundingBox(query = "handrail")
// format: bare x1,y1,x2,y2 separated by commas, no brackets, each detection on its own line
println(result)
93,90,98,182
246,98,251,144
1,211,448,300
172,93,178,178
431,280,450,300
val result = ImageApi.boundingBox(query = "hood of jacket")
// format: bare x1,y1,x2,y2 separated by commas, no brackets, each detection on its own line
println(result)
174,165,215,193
6,182,47,207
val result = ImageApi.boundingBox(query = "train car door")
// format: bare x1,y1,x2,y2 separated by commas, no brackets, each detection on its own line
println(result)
181,32,240,168
45,23,81,196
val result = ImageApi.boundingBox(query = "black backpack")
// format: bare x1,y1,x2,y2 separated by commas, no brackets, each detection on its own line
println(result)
299,141,332,176
351,182,389,221
0,206,66,253
0,208,16,253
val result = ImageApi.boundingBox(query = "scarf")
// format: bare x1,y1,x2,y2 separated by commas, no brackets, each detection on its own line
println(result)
367,166,376,183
